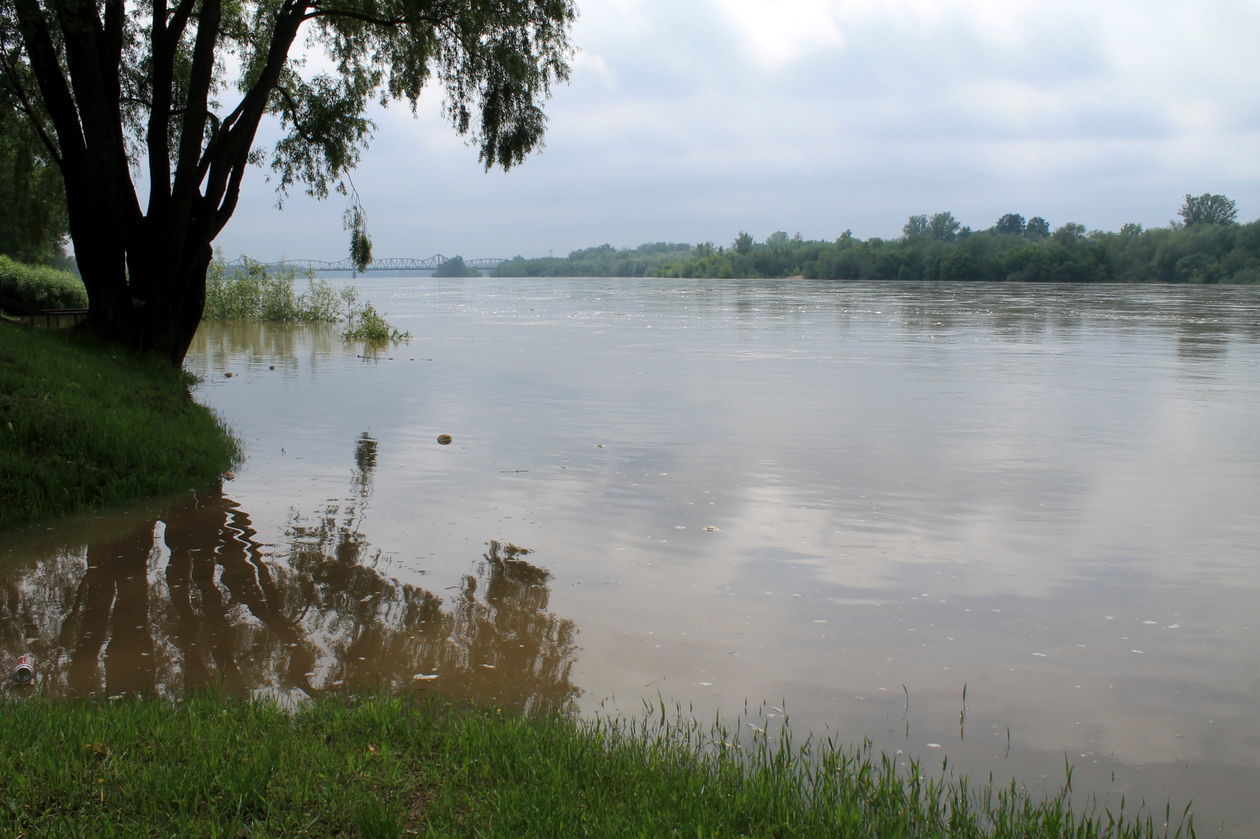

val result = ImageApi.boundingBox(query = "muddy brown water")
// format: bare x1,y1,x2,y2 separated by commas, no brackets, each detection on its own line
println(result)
4,278,1259,835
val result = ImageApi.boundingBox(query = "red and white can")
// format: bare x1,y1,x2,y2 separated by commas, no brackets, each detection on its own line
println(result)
12,654,35,684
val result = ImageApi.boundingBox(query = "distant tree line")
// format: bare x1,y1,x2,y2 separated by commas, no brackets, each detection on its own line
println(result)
433,255,483,277
493,195,1259,284
491,241,697,278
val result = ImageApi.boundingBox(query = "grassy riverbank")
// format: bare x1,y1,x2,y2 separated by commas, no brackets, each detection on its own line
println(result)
0,320,239,531
0,694,1193,838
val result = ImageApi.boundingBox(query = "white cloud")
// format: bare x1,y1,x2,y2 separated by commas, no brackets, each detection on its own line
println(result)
715,0,845,66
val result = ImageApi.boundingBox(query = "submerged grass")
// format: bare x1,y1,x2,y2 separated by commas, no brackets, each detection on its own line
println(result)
0,694,1194,839
0,320,240,531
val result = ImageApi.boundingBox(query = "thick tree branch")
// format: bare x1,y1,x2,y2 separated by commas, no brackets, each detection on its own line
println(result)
0,52,61,163
11,0,84,167
146,0,171,214
170,0,221,210
199,2,306,209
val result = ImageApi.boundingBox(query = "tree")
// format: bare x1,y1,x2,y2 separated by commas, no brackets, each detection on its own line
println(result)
1052,222,1086,247
433,255,480,277
1025,217,1050,239
733,231,754,255
928,211,960,241
0,0,575,363
0,88,66,263
1178,193,1238,227
994,213,1025,236
903,214,928,240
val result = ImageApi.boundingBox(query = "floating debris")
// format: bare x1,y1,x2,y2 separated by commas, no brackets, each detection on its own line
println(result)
11,654,35,684
437,434,453,445
411,673,439,681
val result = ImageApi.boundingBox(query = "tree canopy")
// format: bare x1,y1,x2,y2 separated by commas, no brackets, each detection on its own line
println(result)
0,0,575,362
0,86,66,264
1178,193,1238,227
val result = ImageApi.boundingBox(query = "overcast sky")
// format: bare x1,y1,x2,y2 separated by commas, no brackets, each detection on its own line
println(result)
214,0,1260,263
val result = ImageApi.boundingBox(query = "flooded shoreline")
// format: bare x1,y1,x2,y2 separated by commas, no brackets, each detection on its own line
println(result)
4,278,1259,835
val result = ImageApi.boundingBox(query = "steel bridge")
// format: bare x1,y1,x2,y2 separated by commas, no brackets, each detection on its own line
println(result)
226,255,509,272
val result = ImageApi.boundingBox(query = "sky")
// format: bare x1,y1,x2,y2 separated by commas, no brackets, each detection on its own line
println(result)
214,0,1260,263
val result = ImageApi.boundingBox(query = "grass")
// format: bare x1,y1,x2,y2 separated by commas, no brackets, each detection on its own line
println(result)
0,694,1195,839
0,319,240,531
0,254,87,311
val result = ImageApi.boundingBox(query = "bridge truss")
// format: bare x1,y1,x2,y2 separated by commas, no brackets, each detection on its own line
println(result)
227,255,509,272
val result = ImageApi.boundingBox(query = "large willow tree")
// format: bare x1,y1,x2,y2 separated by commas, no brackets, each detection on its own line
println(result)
0,0,574,363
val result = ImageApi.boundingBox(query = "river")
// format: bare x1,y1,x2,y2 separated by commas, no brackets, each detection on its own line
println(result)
3,277,1259,835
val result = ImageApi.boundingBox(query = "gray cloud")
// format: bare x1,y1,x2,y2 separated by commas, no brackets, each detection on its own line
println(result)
215,0,1260,261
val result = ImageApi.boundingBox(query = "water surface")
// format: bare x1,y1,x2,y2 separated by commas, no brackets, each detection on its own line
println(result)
4,278,1259,835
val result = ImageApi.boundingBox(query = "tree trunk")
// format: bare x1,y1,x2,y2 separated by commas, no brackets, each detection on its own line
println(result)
76,228,211,366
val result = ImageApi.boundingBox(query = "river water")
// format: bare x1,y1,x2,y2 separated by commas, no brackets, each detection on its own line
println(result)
4,277,1259,834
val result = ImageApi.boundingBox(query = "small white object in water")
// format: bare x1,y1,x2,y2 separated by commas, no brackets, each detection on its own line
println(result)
926,743,942,749
411,673,439,681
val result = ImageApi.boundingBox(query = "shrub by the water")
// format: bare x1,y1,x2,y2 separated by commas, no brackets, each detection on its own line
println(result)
205,257,409,343
342,301,411,342
203,257,350,321
0,254,87,311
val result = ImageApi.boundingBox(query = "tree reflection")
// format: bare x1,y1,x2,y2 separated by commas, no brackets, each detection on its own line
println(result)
0,433,579,712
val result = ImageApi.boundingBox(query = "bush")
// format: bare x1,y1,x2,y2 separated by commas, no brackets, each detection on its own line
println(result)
0,254,87,311
204,258,408,343
342,302,410,342
203,257,351,322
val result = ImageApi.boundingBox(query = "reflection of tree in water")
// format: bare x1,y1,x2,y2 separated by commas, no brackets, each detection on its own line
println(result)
0,433,579,712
